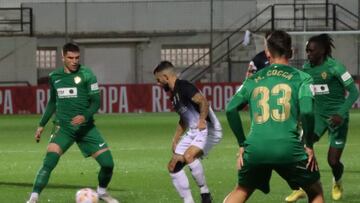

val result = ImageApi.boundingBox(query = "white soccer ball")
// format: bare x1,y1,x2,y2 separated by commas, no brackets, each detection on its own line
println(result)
75,188,99,203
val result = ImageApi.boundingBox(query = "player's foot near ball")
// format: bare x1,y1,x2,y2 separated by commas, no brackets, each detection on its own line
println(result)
98,192,119,203
26,197,38,203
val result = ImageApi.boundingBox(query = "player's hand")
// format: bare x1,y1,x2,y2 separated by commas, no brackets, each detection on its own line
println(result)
305,146,318,172
328,114,343,128
198,119,207,131
71,115,85,126
236,147,245,170
35,126,44,143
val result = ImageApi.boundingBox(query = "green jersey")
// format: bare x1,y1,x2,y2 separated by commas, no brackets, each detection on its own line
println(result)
303,57,358,118
226,64,314,164
39,65,100,127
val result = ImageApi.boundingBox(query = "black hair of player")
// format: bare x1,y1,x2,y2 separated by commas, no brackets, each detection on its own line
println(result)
308,33,335,58
266,30,292,59
62,42,80,54
153,60,174,75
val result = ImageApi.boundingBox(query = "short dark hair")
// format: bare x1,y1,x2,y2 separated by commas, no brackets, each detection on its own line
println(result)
62,42,80,54
153,60,174,74
266,30,292,59
308,33,335,57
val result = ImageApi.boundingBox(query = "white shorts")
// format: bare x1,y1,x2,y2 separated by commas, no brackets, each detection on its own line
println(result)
175,126,222,157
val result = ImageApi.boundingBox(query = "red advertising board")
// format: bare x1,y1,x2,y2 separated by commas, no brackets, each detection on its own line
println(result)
0,82,359,115
0,83,242,114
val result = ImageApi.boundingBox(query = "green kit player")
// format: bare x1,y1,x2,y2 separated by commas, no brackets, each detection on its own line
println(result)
285,34,359,202
26,43,119,203
223,30,324,203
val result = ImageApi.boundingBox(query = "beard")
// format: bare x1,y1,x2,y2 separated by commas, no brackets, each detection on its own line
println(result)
163,84,170,92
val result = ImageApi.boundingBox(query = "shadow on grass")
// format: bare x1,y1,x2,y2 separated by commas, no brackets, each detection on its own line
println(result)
0,181,125,191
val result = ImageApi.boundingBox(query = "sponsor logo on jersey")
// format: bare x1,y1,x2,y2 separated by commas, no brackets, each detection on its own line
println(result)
313,84,329,95
74,76,81,84
57,87,78,98
321,72,327,80
55,79,61,84
91,83,99,91
341,71,351,82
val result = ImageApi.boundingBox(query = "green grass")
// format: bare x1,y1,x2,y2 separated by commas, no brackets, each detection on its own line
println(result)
1,110,360,203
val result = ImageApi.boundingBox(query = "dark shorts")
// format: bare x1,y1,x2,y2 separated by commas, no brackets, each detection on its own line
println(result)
315,114,348,149
49,124,109,157
237,159,320,194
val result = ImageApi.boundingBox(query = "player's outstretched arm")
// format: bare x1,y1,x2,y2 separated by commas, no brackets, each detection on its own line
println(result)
299,96,315,148
226,85,248,147
39,84,56,127
338,82,359,117
36,84,56,142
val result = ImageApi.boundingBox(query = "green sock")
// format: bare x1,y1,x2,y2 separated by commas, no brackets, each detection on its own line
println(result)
95,150,114,188
32,152,60,194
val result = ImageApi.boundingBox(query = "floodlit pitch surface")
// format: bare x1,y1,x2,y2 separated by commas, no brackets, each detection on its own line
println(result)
0,110,359,203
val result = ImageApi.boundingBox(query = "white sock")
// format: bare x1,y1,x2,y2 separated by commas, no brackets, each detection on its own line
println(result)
188,159,209,194
97,186,106,195
30,192,39,200
170,170,194,203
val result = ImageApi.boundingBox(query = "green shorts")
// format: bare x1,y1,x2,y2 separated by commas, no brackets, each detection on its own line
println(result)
315,114,348,149
237,159,320,194
49,124,109,157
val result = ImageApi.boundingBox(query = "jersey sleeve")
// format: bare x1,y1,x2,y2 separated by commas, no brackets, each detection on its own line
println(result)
298,75,315,148
333,63,360,117
333,62,354,87
225,81,250,147
39,77,56,127
83,68,100,120
85,69,100,95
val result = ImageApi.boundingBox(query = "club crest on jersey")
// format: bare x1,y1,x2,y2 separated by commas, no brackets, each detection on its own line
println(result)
74,76,81,84
321,72,327,80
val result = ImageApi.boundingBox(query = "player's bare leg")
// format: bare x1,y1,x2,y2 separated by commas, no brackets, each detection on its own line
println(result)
302,180,325,203
223,185,254,203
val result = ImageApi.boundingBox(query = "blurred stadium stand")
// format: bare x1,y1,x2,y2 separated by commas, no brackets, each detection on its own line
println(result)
0,0,358,85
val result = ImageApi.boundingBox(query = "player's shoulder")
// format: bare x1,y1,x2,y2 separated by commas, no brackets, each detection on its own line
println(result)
326,57,346,71
302,61,311,70
177,79,195,87
49,67,64,77
78,65,97,79
79,65,94,74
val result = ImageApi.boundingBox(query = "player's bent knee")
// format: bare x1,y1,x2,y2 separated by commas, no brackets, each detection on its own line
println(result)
169,161,186,173
92,147,110,158
95,149,114,169
183,153,198,164
47,143,62,155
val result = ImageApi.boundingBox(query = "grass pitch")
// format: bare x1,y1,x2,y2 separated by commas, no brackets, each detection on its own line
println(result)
0,110,360,203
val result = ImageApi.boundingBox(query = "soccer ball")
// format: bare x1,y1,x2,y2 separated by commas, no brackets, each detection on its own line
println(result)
75,188,99,203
